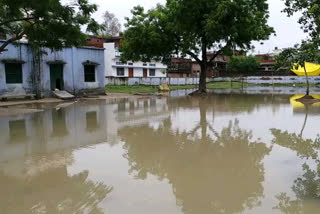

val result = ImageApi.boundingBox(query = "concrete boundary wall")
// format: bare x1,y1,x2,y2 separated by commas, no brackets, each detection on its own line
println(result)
106,77,203,86
214,76,320,84
106,76,320,86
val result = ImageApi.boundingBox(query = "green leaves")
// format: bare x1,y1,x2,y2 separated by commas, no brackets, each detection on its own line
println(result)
121,0,274,63
0,0,104,52
275,41,320,71
227,56,261,73
121,0,273,91
283,0,320,45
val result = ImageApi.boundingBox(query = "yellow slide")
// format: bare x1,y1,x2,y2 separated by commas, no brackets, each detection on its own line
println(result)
291,62,320,76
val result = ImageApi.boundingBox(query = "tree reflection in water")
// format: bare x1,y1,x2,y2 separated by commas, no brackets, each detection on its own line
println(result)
119,97,271,214
0,153,113,214
271,102,320,214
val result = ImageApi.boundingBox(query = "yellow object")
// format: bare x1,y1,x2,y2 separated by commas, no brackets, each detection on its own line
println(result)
291,62,320,76
290,94,320,109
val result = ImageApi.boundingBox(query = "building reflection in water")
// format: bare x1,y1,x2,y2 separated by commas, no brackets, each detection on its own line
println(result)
0,101,112,214
0,97,171,213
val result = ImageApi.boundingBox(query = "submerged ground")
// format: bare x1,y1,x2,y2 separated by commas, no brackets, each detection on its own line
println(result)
0,90,320,214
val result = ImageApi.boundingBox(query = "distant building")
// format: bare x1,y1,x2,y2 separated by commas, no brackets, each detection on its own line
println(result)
0,41,105,97
86,35,105,48
255,54,276,72
103,37,167,78
167,58,193,77
168,52,234,78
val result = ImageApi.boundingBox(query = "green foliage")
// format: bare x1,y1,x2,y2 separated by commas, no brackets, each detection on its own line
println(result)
0,0,104,52
227,56,260,73
120,0,274,91
274,41,320,71
283,0,320,45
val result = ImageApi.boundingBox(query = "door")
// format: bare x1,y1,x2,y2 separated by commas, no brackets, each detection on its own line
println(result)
129,68,134,77
50,64,64,90
143,68,148,77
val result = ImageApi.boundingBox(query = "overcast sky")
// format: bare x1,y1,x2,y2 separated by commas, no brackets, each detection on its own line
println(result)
90,0,307,54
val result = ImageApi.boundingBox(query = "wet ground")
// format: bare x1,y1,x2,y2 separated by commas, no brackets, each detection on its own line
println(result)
0,91,320,214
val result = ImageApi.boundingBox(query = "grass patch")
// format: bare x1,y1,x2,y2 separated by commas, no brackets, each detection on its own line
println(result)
105,82,252,94
105,85,159,94
105,81,318,94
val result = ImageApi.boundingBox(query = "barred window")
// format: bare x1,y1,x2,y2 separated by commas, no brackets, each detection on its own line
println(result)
84,65,95,82
149,69,156,76
117,67,125,76
5,63,22,84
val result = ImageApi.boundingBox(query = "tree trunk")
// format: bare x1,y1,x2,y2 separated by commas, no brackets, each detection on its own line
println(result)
198,37,208,94
303,65,310,95
199,62,207,93
32,47,43,99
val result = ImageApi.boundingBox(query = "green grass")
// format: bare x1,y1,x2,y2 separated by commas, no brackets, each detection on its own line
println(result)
105,85,159,94
105,81,319,94
105,82,253,94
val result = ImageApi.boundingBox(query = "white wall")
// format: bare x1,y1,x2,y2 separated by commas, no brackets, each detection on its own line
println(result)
104,42,167,78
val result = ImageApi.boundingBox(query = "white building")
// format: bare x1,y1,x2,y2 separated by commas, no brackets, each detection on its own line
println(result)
104,37,167,78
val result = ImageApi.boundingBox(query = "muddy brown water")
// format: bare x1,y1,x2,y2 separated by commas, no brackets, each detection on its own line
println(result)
1,93,320,214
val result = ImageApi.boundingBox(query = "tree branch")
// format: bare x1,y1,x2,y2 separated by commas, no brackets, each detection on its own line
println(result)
187,51,201,64
0,32,25,53
0,17,35,26
209,41,233,63
208,49,223,63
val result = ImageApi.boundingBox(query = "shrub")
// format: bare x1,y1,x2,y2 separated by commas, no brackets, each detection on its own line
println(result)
227,55,260,73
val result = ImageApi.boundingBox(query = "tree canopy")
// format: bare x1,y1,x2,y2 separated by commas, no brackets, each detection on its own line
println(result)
228,55,261,73
283,0,320,45
100,10,121,37
0,0,103,53
274,41,320,94
121,0,274,92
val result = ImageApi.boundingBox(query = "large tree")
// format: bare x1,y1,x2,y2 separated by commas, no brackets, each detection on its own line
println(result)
100,10,121,37
120,0,274,93
0,0,103,53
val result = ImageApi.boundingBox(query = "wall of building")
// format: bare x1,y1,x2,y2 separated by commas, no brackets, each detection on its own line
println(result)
104,42,167,78
0,42,34,96
0,41,105,97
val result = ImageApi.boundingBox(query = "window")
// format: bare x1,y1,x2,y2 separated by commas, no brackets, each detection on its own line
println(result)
84,65,95,82
128,62,133,65
149,69,155,77
116,61,124,65
149,64,156,66
143,63,147,66
5,63,22,84
117,67,125,76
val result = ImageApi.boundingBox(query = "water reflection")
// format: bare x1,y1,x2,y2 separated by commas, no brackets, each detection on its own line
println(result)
0,154,112,214
274,162,320,214
119,97,272,213
2,93,320,213
272,96,320,214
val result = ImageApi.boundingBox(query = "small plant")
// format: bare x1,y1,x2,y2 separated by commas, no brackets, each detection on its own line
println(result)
227,56,260,73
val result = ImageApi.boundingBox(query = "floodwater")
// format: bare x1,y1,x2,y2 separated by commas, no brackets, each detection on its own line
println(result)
1,92,320,214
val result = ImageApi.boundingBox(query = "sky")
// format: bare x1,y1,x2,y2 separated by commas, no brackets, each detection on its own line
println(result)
90,0,307,54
